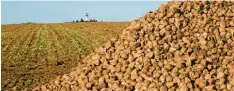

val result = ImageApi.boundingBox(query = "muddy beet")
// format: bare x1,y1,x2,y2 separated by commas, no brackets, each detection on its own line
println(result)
34,1,234,91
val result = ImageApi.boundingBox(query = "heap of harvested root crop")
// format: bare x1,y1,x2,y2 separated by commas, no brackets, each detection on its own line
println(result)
34,1,234,91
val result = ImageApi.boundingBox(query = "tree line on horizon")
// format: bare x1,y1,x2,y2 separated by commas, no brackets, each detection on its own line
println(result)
65,18,98,23
17,18,99,24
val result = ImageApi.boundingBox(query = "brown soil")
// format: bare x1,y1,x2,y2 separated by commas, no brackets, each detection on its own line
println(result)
1,22,130,90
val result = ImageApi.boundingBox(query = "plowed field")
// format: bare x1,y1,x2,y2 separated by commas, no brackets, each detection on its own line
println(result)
1,22,130,90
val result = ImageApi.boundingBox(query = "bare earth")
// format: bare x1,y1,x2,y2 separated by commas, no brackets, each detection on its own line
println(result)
1,22,130,90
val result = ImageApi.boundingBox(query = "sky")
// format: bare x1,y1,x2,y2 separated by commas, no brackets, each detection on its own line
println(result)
2,1,167,24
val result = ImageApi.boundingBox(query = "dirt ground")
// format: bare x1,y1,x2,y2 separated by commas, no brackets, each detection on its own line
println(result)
1,22,130,90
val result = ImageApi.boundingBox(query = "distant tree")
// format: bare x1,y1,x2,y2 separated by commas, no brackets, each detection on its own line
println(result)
80,18,84,22
72,20,75,23
89,19,97,22
76,20,79,22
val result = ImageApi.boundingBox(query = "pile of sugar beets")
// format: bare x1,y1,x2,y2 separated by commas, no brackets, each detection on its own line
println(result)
34,1,234,91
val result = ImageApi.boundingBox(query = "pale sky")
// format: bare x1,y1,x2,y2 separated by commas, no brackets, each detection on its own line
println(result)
2,1,167,24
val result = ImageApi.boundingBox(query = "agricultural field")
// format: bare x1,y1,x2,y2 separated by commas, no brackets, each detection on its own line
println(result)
1,22,130,90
